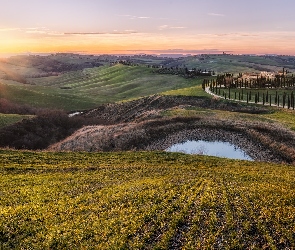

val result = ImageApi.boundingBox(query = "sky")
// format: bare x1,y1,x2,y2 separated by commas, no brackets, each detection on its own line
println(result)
1,0,295,56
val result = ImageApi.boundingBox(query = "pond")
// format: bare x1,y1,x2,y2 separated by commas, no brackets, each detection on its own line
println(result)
166,140,253,160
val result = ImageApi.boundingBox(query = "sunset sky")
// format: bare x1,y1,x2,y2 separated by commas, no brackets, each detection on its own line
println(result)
1,0,295,56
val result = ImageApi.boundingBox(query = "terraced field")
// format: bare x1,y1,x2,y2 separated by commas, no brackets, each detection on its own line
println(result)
0,150,294,249
30,65,192,100
0,64,199,111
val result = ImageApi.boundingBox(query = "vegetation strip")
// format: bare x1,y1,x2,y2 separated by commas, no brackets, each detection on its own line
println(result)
0,150,294,249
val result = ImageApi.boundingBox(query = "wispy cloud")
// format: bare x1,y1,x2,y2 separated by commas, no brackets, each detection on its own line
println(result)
159,25,169,30
208,13,225,17
2,26,139,37
118,14,151,20
0,28,20,32
24,27,64,36
26,30,47,34
159,25,187,30
125,49,233,54
118,15,132,17
0,27,64,36
213,32,259,37
170,26,186,29
64,30,138,35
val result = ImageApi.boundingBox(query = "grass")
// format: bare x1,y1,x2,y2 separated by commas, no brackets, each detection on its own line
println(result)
0,81,97,111
161,79,210,97
0,113,33,128
0,150,294,249
162,106,216,119
215,88,295,105
205,86,295,130
263,108,295,131
0,64,200,111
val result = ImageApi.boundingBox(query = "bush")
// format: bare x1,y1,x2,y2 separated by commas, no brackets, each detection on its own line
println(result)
0,111,80,149
0,98,41,115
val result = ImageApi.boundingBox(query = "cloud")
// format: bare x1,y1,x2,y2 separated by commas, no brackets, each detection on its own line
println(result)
119,14,170,21
124,49,233,55
159,25,186,30
5,26,139,37
0,28,20,32
208,13,225,17
64,30,138,35
26,30,47,34
159,25,169,30
213,33,259,37
118,14,132,17
170,26,186,29
119,14,150,20
0,27,64,37
22,27,64,36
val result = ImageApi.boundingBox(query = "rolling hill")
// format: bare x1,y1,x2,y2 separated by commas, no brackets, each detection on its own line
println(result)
1,53,295,112
0,62,200,111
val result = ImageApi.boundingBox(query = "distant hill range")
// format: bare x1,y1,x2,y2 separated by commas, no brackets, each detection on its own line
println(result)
1,53,295,80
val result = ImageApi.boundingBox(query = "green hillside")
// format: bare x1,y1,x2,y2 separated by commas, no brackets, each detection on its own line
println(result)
0,113,33,128
0,64,199,111
2,54,295,112
0,150,294,249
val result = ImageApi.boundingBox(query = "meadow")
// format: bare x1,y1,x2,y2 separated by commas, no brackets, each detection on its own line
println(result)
1,150,294,249
0,64,198,111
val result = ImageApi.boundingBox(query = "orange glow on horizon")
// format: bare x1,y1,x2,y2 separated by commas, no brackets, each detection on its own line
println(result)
1,31,295,56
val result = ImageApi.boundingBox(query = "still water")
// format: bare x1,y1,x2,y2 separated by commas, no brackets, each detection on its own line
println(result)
166,140,253,160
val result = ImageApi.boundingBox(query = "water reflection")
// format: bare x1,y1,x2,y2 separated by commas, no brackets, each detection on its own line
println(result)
166,140,253,160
